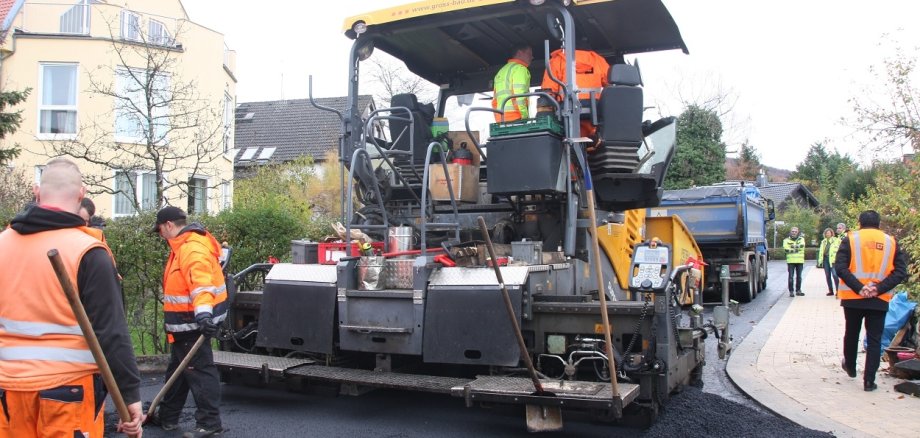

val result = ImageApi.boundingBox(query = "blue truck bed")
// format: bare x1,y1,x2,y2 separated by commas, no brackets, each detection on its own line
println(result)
652,185,767,248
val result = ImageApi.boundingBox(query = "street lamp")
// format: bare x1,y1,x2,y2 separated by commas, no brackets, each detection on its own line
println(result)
773,220,785,249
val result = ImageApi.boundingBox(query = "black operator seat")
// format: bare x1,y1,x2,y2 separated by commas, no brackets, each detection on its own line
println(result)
593,64,644,173
388,93,435,164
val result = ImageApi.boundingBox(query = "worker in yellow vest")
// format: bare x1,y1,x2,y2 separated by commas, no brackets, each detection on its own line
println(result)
835,210,908,391
492,44,533,122
782,227,806,297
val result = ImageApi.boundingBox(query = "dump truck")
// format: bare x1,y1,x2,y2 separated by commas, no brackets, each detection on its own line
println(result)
650,183,775,303
216,0,715,430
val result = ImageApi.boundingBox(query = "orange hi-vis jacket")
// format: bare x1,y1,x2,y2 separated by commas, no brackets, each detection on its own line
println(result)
163,225,228,337
0,227,110,391
838,228,896,302
541,49,610,101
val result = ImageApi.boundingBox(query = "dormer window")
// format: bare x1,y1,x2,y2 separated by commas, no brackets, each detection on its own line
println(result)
149,19,172,46
120,10,141,41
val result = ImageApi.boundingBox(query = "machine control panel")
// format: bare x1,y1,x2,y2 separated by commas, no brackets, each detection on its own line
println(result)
628,241,672,294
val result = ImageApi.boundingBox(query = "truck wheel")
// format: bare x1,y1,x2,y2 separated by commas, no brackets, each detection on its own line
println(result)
731,279,753,303
760,257,768,290
752,260,761,298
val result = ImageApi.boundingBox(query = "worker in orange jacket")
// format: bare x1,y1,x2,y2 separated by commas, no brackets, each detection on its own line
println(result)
0,157,143,437
541,46,610,141
835,210,908,391
151,206,227,437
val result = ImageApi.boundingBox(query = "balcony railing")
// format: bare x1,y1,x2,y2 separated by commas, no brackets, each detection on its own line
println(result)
10,1,179,45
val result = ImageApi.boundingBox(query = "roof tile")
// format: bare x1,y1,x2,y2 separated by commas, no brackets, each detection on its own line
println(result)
233,95,374,166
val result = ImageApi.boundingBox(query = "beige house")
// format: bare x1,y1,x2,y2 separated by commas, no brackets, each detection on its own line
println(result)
0,0,236,217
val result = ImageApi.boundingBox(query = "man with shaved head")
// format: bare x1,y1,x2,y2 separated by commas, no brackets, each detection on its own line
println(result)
0,157,144,437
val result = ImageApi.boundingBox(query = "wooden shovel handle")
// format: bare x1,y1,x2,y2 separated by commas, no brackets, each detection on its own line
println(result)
146,335,207,418
47,249,132,422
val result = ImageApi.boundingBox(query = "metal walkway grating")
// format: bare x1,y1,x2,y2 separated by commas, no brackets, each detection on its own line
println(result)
214,350,314,373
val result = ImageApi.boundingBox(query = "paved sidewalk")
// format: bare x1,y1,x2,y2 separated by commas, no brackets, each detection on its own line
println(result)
727,267,919,437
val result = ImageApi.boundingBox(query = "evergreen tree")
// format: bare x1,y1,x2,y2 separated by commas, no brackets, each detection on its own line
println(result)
665,105,726,189
790,142,856,192
737,140,761,181
0,88,30,166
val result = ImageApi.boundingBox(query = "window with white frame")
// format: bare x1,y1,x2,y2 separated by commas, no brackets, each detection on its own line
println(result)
60,0,91,35
188,177,207,214
39,63,78,136
148,19,171,46
115,67,170,144
121,10,140,41
113,171,158,215
221,182,232,210
223,93,233,153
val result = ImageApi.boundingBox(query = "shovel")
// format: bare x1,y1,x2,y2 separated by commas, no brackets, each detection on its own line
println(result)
144,334,208,423
477,217,563,432
48,249,139,438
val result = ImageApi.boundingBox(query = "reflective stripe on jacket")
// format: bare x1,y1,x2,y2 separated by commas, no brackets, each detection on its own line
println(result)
163,225,228,335
492,58,530,122
838,229,895,302
782,236,806,264
0,227,106,391
817,236,841,266
541,49,610,101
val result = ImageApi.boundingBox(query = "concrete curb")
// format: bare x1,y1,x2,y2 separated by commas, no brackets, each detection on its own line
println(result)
136,354,169,374
726,270,862,437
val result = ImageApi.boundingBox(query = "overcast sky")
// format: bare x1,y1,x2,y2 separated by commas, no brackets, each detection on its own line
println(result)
181,0,920,170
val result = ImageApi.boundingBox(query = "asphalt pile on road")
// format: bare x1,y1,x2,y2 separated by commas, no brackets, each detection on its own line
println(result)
643,386,833,438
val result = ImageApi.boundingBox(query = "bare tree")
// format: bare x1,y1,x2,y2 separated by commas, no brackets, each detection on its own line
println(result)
362,56,437,107
653,69,751,153
42,17,227,213
847,41,920,155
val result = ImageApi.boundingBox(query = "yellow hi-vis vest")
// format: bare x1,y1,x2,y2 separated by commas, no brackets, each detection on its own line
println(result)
838,229,895,302
783,236,806,263
492,58,530,122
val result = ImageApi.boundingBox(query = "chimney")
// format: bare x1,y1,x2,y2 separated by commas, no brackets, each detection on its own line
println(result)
756,169,768,188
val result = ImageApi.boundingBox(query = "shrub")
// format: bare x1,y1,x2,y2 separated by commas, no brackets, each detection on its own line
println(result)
202,205,308,273
0,167,31,227
104,211,169,354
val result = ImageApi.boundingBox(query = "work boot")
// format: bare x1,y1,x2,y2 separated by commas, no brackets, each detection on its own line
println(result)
147,410,178,431
841,359,856,378
864,381,878,392
795,291,805,296
183,426,223,438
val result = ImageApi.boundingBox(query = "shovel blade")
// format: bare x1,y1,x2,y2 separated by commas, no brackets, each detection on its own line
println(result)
525,404,563,433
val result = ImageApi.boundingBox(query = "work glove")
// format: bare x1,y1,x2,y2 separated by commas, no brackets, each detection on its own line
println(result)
195,312,219,338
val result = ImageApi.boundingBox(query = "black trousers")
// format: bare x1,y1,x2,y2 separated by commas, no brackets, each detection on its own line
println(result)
842,306,886,384
159,335,222,429
787,263,803,292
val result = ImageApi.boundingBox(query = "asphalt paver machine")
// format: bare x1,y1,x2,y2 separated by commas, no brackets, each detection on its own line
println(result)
216,0,713,429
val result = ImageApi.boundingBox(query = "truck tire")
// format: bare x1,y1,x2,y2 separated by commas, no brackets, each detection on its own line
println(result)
760,256,768,290
752,260,761,298
731,277,754,303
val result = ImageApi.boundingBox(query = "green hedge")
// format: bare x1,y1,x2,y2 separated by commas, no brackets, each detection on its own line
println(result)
768,247,818,261
104,205,327,354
